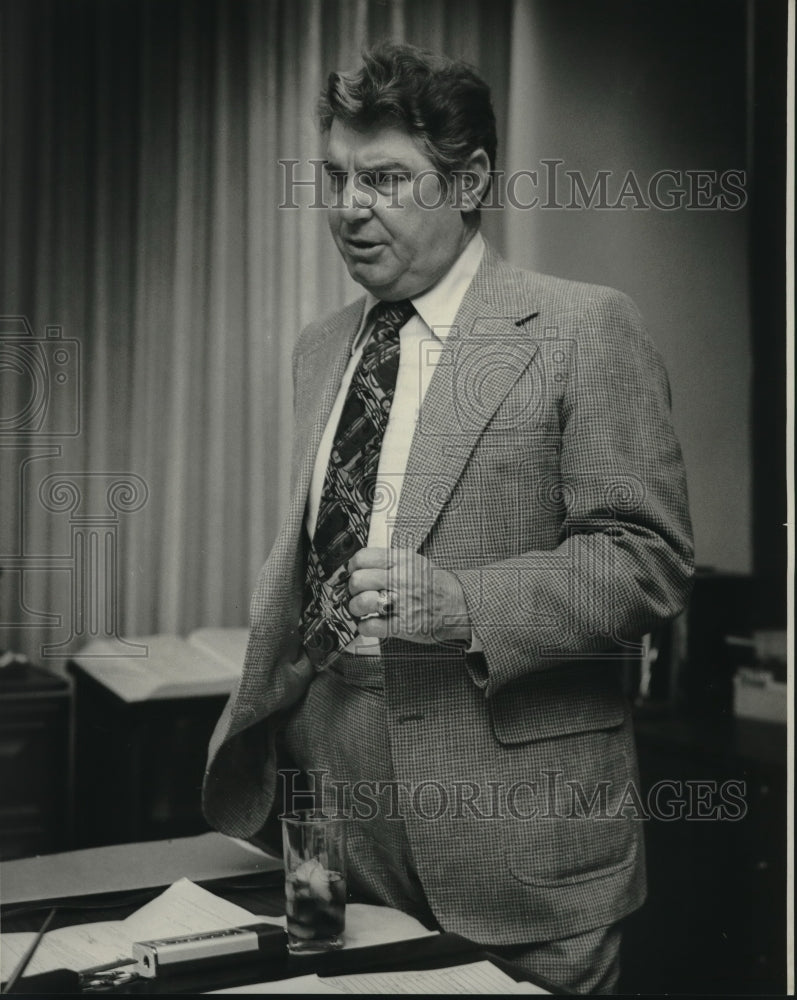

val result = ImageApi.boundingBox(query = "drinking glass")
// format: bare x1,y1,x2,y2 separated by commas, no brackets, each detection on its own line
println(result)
281,812,346,953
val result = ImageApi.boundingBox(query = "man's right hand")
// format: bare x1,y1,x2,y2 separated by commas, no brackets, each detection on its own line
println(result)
277,651,316,709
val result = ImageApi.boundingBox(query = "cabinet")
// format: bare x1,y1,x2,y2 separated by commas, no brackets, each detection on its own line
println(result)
619,713,787,994
0,663,71,860
68,629,247,848
69,665,229,848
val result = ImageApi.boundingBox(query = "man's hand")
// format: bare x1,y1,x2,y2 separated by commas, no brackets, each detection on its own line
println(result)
276,652,316,709
347,547,472,647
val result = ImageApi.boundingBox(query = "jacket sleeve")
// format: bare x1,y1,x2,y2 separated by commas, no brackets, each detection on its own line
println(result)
451,288,694,698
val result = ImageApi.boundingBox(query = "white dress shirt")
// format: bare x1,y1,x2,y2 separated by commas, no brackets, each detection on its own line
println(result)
306,232,485,653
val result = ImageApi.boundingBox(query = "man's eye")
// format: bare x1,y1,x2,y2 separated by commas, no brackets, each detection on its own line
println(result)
325,170,346,189
354,171,408,191
372,171,408,189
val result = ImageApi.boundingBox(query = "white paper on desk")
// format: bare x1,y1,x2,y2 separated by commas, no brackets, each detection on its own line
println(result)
208,960,551,994
324,962,551,994
1,878,260,979
1,921,132,982
210,973,346,994
254,903,437,950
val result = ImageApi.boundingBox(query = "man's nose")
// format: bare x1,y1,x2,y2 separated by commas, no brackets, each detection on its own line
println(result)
337,174,374,223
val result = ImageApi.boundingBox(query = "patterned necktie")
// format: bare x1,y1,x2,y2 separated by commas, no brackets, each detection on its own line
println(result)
301,299,415,668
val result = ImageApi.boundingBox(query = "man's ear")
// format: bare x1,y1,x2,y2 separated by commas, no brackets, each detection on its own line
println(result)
454,148,491,215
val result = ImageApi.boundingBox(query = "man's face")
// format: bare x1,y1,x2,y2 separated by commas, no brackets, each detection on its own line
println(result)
324,120,472,301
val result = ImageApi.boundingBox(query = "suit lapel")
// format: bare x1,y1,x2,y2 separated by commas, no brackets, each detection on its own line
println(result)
393,246,541,551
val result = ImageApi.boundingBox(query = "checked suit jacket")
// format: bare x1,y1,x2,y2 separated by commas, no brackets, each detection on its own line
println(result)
202,241,694,945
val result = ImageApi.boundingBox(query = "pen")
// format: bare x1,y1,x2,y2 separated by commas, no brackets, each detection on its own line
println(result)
1,906,57,993
80,966,140,992
77,958,140,992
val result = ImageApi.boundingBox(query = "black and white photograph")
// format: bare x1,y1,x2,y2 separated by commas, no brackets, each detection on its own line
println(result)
0,0,792,994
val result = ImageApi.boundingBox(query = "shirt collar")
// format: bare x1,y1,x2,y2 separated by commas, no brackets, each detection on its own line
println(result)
352,231,485,354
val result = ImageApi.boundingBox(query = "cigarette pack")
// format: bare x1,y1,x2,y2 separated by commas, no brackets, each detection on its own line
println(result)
132,922,286,978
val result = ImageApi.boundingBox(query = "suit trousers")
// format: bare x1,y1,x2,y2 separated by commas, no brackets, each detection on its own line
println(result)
490,924,622,994
281,653,433,922
280,651,623,994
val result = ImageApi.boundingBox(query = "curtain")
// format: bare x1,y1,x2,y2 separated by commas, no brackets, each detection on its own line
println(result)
0,0,512,666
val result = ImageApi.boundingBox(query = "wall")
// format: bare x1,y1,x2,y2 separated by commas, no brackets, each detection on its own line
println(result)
503,0,751,573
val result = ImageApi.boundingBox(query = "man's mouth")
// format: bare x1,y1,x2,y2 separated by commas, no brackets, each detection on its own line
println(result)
345,237,383,253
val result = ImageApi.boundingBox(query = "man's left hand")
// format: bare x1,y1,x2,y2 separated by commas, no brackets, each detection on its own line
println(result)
347,547,472,647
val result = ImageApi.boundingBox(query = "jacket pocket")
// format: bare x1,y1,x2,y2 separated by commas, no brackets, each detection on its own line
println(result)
497,722,642,888
489,661,626,746
508,839,638,888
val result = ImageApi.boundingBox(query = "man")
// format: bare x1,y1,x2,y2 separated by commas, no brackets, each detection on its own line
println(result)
203,42,693,994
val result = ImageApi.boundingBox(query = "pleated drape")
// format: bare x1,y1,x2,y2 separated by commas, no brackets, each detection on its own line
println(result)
0,0,512,665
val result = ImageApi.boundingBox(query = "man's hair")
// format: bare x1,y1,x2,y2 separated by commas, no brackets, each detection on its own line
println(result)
317,41,497,178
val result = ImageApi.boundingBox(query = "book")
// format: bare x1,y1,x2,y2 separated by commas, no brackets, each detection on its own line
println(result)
72,631,246,701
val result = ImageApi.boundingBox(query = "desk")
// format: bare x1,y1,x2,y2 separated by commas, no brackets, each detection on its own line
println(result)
0,838,563,995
